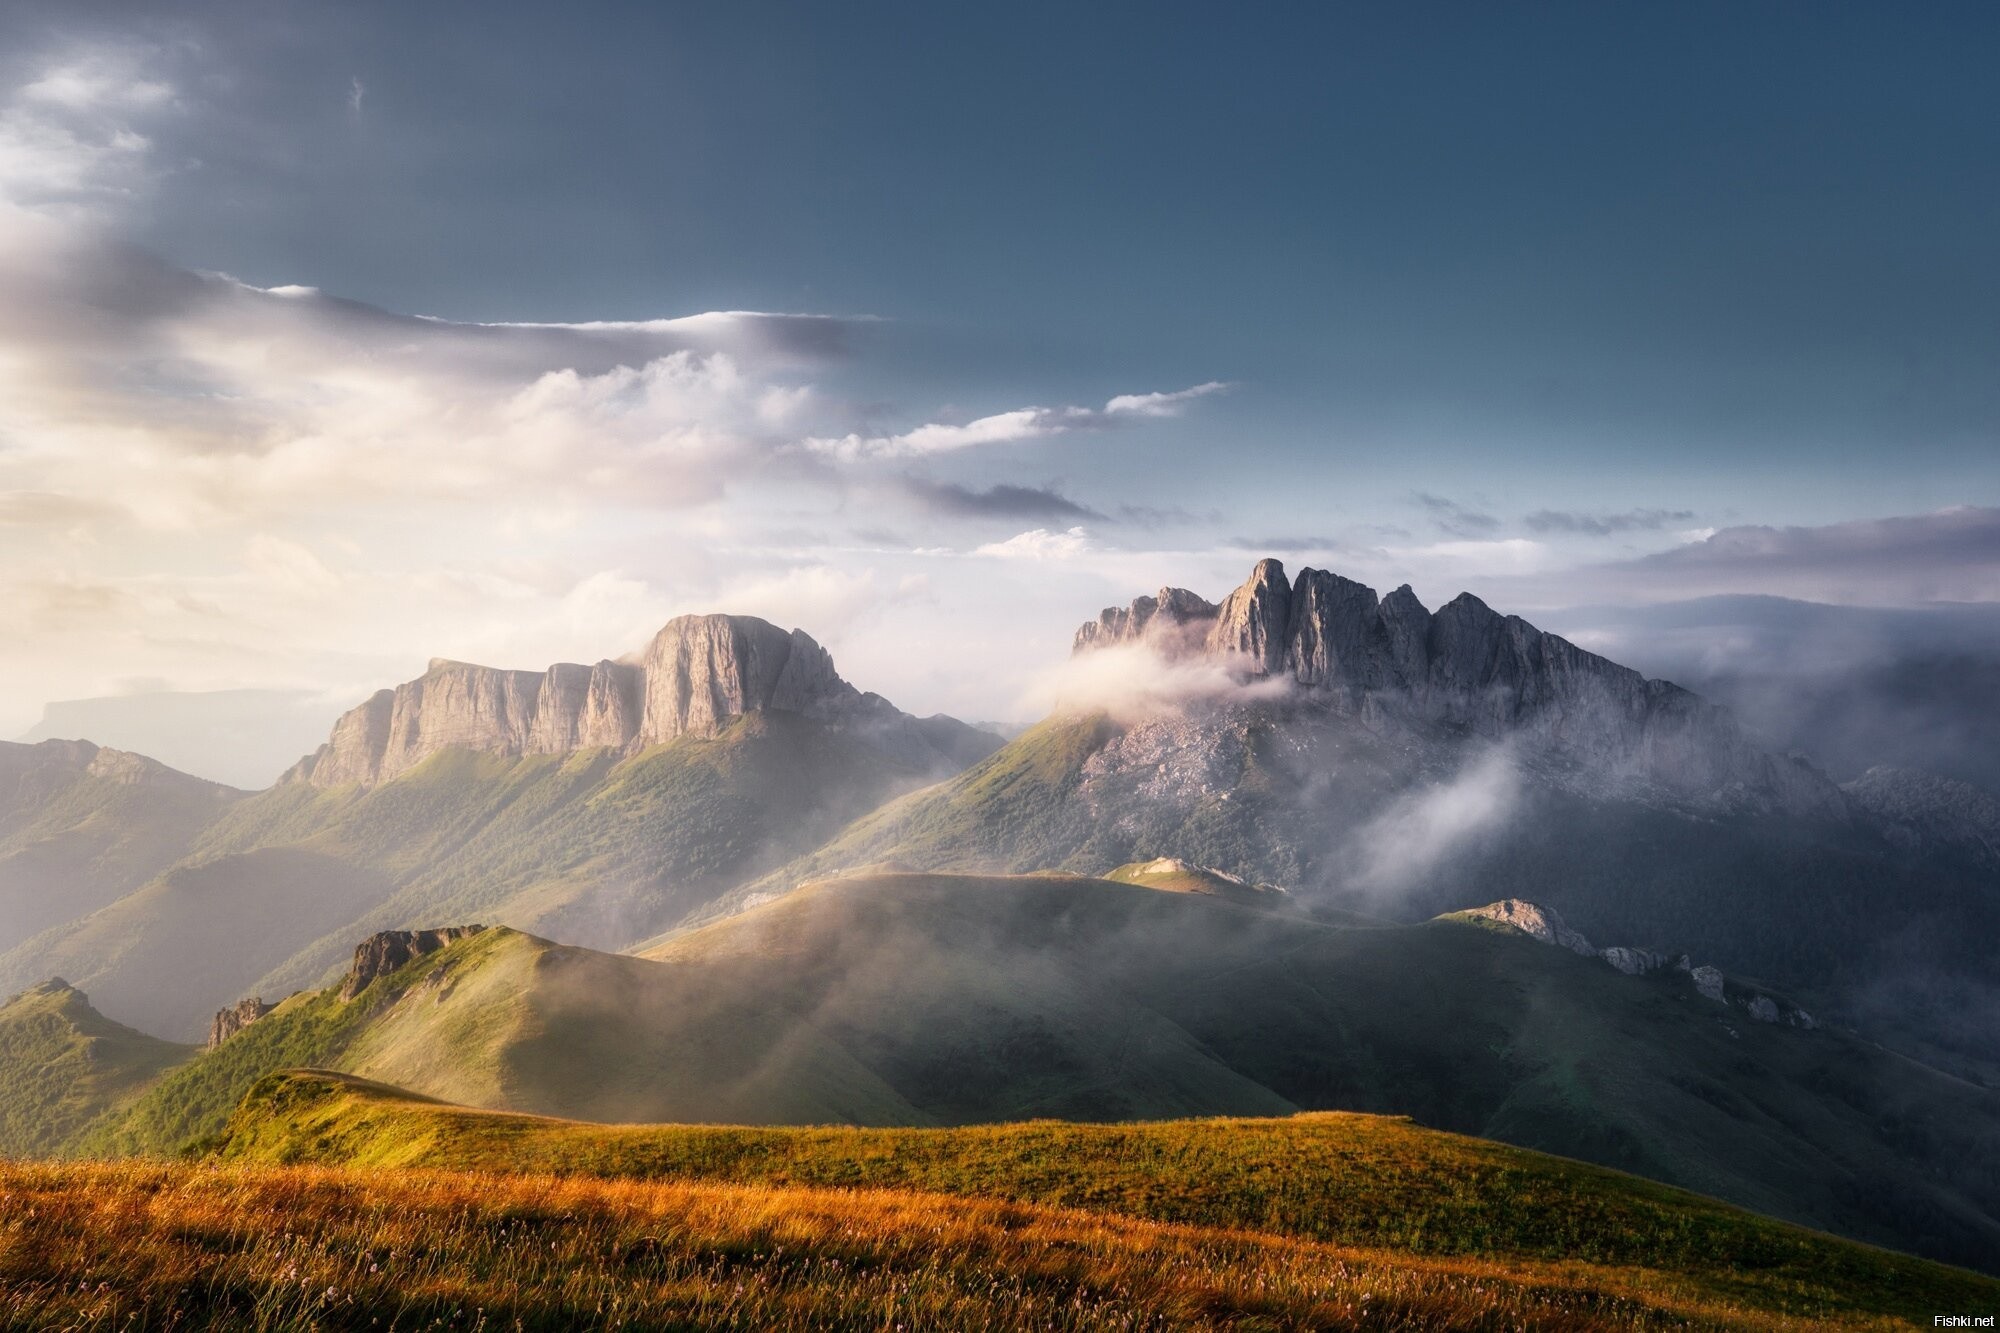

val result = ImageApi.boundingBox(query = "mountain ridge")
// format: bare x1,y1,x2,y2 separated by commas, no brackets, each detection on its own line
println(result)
287,613,996,788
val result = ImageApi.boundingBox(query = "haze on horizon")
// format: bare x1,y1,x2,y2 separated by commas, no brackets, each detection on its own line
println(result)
3,1,1997,780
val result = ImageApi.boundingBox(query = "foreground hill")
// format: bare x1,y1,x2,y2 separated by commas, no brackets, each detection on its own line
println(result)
0,739,241,956
199,1068,1998,1327
79,873,2000,1272
0,614,999,1041
0,979,191,1156
11,1153,1975,1332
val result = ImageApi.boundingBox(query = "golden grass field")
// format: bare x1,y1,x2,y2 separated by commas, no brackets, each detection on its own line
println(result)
2,1069,1991,1329
0,1158,1964,1332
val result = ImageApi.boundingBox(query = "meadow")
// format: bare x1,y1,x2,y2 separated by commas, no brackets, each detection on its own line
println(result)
0,1157,1960,1331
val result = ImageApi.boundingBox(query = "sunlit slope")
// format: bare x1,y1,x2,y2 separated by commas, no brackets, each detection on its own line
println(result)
74,871,2000,1272
205,1068,2000,1326
0,979,192,1156
0,712,935,1041
83,924,920,1159
14,1157,1981,1332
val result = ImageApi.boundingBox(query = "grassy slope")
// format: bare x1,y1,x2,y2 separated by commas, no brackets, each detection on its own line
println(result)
203,1069,2000,1325
0,743,241,957
711,712,2000,1078
75,871,2000,1273
7,1159,1954,1333
2,712,934,1042
86,924,922,1158
652,872,2000,1274
0,980,192,1156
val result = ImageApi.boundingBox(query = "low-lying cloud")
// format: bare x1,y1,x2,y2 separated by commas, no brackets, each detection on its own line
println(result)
1346,746,1523,899
1023,640,1292,725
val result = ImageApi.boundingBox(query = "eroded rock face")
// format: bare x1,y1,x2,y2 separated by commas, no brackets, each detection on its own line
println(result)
207,996,273,1048
1073,558,1847,817
339,926,485,1001
283,614,981,789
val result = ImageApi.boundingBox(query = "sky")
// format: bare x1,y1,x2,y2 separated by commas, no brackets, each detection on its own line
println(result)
2,0,1998,752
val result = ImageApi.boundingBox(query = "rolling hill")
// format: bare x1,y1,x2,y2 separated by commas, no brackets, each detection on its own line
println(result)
74,871,2000,1274
0,739,242,956
0,978,192,1156
198,1068,2000,1327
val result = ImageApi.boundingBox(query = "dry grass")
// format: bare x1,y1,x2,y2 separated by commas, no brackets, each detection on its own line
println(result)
0,1158,1932,1332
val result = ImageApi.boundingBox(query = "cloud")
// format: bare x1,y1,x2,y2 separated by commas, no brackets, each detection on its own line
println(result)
1102,382,1231,417
1608,506,2000,605
973,526,1097,561
0,214,873,525
898,477,1104,521
802,381,1229,461
0,490,123,526
1347,746,1522,898
0,46,176,215
1024,638,1292,724
1412,492,1501,537
347,77,366,115
1524,507,1697,536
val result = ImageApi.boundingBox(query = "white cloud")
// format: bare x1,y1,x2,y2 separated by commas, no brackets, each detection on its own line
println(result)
802,381,1229,461
1103,381,1230,417
0,47,175,215
973,526,1096,560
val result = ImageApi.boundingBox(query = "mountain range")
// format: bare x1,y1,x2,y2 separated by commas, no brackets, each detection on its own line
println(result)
3,557,1998,1278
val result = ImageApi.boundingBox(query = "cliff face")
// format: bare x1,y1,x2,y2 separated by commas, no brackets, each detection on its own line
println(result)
1075,559,1844,815
207,996,273,1049
339,926,486,1001
284,615,974,789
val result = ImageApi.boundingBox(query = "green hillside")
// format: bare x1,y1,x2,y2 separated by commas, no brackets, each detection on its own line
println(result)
0,739,242,956
705,711,2000,1077
208,1068,2000,1325
0,979,192,1156
0,712,950,1041
76,870,2000,1275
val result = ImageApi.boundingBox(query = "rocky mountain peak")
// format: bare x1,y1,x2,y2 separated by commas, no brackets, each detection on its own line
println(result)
284,613,986,789
1071,558,1846,815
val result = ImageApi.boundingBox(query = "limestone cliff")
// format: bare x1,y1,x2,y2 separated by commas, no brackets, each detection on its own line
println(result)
1075,559,1844,815
286,615,993,789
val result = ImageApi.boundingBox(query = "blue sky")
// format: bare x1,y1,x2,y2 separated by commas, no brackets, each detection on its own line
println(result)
1,1,1996,737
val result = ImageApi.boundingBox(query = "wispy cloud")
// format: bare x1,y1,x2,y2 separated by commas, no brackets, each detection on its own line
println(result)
972,526,1097,560
1524,507,1697,536
1411,492,1501,538
802,381,1229,461
898,477,1104,521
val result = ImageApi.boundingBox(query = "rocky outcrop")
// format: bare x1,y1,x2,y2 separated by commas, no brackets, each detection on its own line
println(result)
1073,559,1846,816
1460,899,1596,955
1458,899,1817,1029
207,996,273,1048
286,615,995,789
339,926,485,1001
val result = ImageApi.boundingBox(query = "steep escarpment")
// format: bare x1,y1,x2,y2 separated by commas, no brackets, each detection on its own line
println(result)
1076,559,1841,814
287,615,991,788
